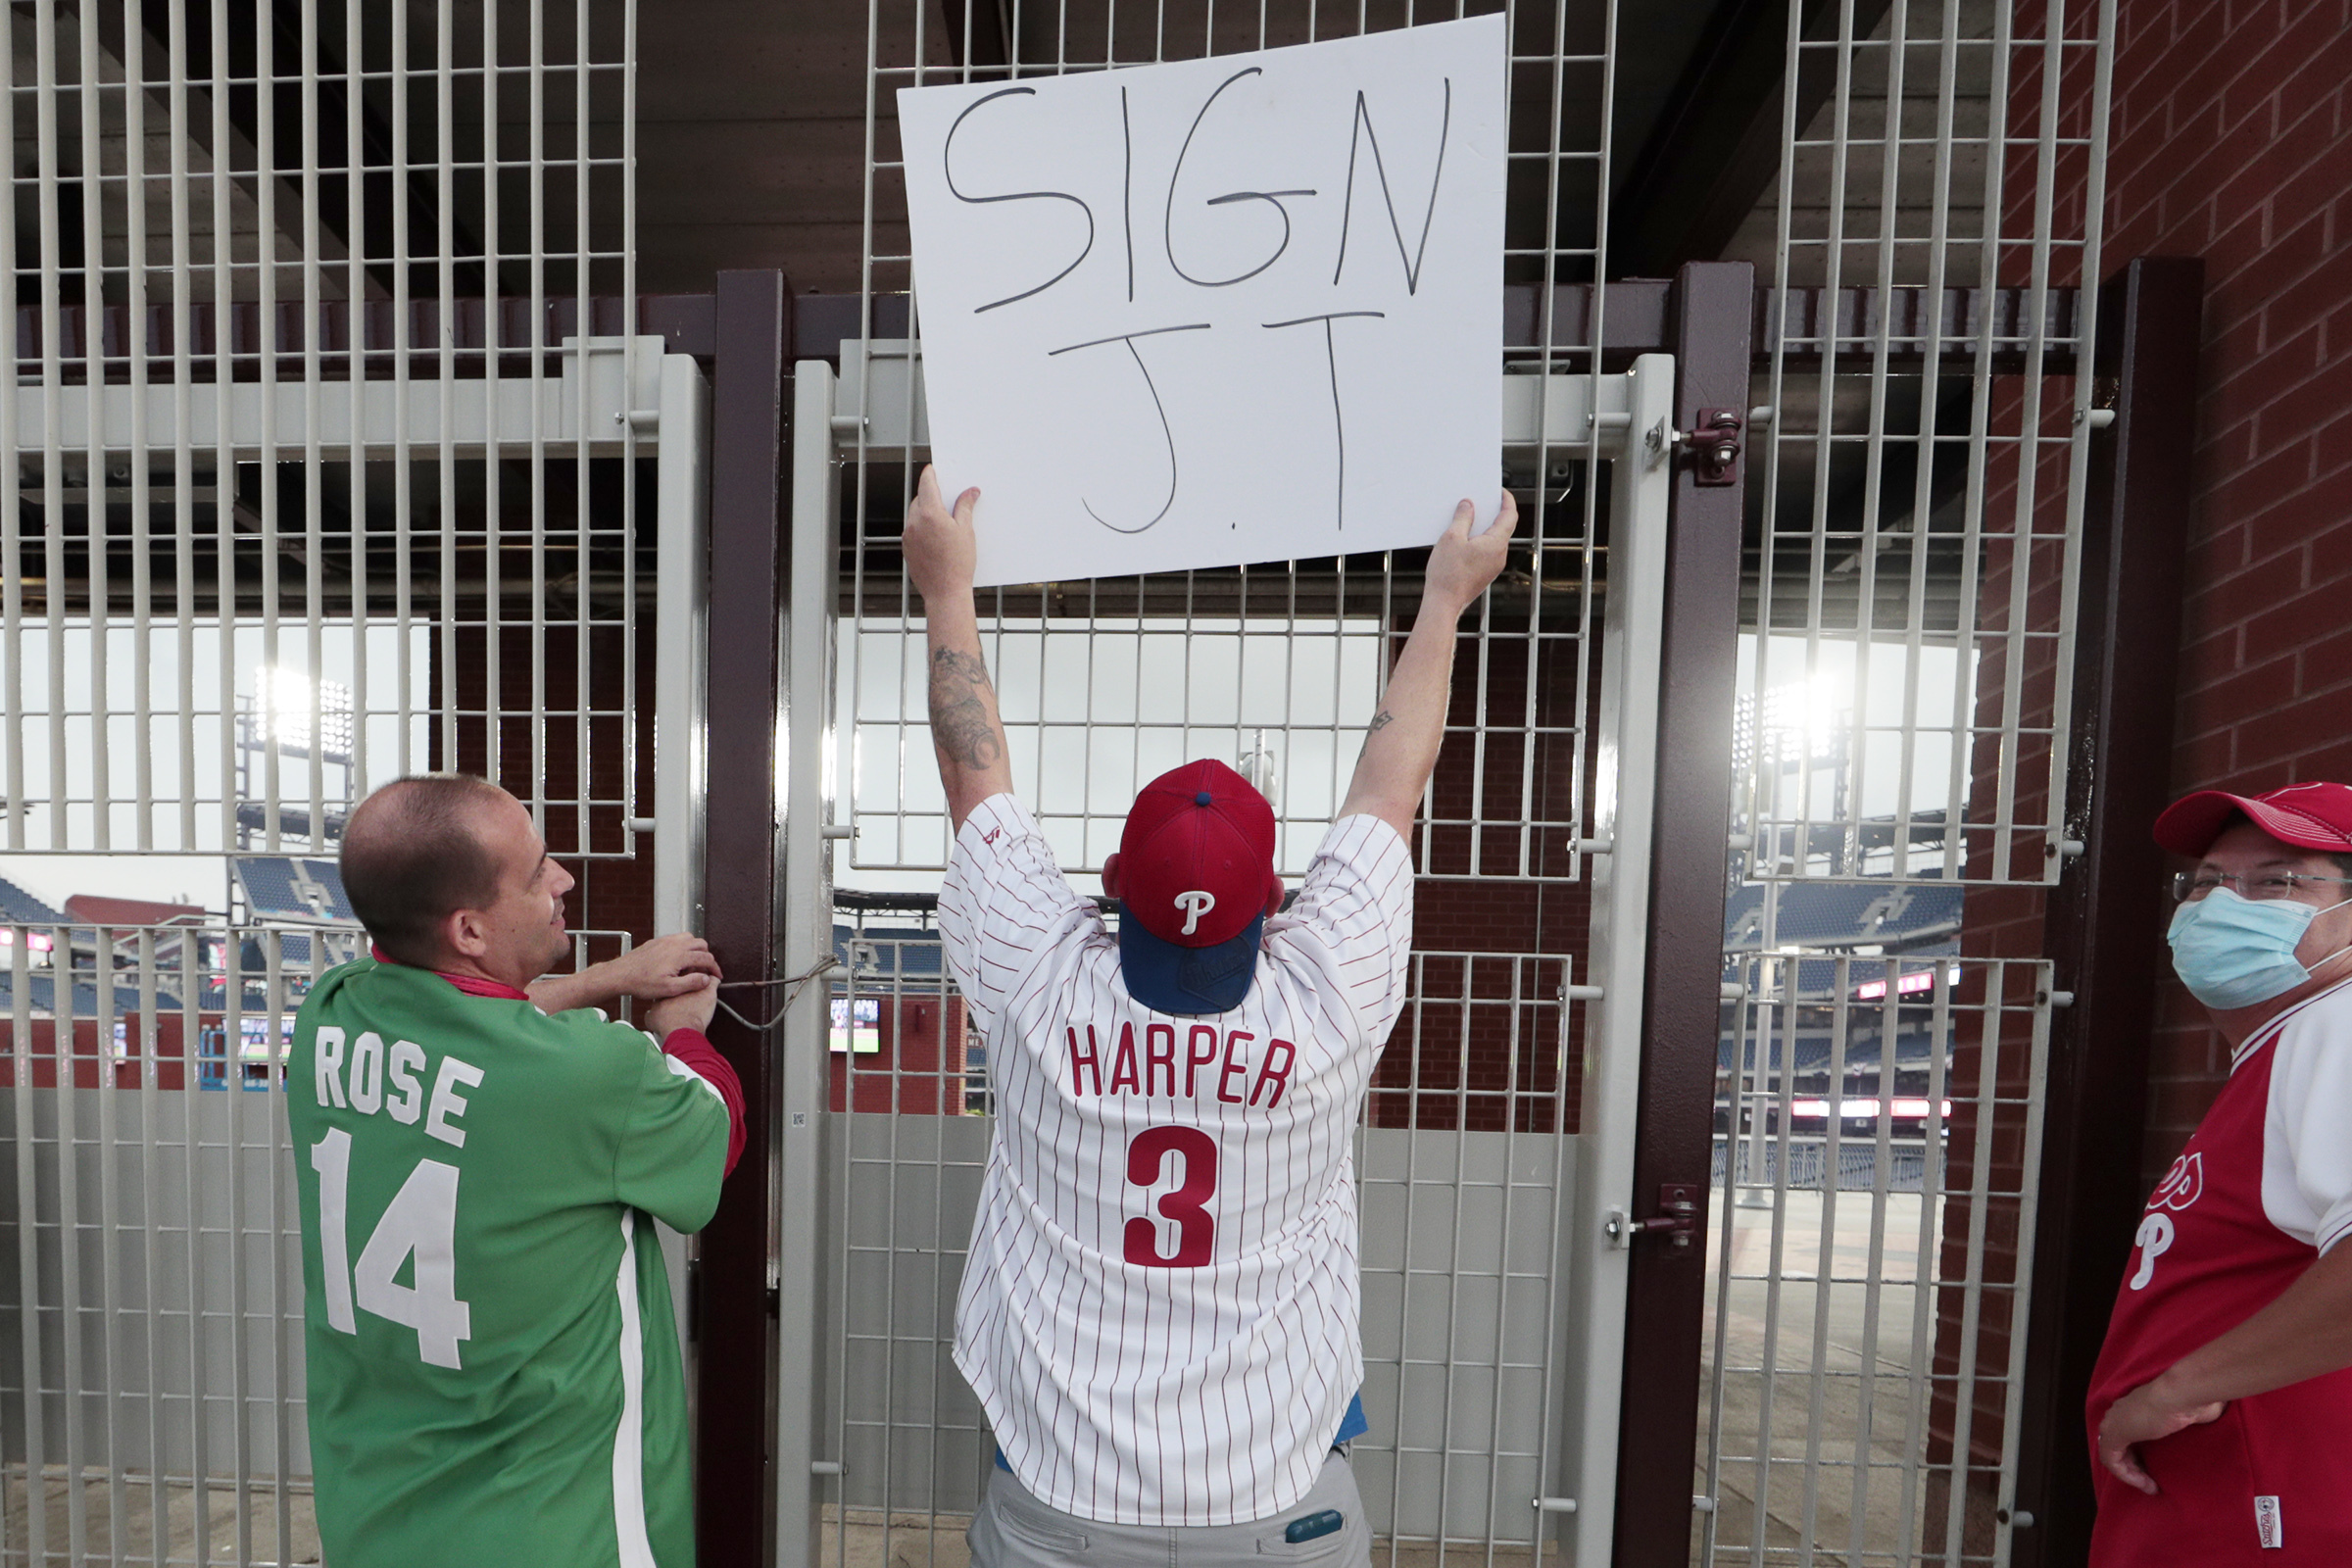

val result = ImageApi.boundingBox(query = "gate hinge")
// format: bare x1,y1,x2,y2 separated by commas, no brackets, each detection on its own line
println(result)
1605,1183,1702,1250
1681,409,1743,486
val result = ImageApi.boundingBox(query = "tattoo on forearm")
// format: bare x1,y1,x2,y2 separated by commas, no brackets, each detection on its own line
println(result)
1367,709,1396,733
929,648,1004,772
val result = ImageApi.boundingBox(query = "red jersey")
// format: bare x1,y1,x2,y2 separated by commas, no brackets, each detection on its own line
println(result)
2087,976,2352,1563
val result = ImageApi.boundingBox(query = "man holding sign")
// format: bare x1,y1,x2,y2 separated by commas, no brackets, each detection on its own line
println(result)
906,466,1514,1565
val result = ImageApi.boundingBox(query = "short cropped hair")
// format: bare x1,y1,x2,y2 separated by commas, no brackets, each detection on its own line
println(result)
339,775,511,966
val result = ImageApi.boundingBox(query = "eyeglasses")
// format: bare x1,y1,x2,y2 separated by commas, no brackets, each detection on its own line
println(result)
2171,870,2352,904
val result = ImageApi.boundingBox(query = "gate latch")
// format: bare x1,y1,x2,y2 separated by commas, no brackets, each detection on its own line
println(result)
1681,410,1743,486
1623,1184,1701,1250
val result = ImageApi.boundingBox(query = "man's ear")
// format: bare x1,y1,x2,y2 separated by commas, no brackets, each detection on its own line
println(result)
444,906,491,962
1101,854,1124,901
1263,876,1285,917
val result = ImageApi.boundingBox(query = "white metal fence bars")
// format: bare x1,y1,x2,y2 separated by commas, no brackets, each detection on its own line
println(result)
1703,0,2118,1563
828,6,1650,1555
838,0,1626,895
1732,0,2116,891
796,353,1673,1567
0,5,698,1567
1,0,645,865
2,921,321,1568
1704,955,2050,1567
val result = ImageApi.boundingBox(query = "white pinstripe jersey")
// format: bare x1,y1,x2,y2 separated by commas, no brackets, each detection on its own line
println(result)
938,794,1415,1527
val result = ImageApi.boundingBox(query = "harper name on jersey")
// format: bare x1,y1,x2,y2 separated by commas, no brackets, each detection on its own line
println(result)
939,796,1414,1530
1063,1021,1298,1105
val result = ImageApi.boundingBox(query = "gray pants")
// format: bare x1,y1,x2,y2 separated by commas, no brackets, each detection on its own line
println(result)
970,1450,1373,1568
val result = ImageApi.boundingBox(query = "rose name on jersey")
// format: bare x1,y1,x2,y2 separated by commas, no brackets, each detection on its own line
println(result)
313,1025,485,1147
1065,1020,1296,1105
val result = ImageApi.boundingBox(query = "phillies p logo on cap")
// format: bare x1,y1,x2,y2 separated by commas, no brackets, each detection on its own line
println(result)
1115,760,1283,1014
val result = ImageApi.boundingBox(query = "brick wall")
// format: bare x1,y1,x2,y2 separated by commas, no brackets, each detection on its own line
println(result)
445,611,661,968
1372,614,1595,1132
2095,0,2352,1178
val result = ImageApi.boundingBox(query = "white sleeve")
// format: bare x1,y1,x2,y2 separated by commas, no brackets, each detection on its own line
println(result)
2263,997,2352,1252
1263,813,1416,1043
936,794,1097,1039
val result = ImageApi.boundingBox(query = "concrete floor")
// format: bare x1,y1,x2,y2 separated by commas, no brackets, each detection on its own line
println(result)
3,1190,1945,1568
3,1472,320,1565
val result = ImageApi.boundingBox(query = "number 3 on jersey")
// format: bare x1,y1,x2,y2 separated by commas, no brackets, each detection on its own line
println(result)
309,1129,473,1367
1124,1126,1217,1267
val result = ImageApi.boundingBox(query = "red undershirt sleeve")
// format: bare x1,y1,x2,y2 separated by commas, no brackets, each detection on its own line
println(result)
662,1028,746,1176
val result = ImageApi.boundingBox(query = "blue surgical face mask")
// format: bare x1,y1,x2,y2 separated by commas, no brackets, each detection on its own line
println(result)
2168,886,2352,1009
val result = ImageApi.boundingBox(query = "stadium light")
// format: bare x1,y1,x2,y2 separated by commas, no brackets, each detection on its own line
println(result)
252,666,355,760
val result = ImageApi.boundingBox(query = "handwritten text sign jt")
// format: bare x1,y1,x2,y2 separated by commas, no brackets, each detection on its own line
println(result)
897,16,1507,588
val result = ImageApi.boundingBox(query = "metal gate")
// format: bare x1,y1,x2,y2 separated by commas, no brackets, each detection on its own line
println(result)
762,4,1715,1566
0,5,705,1562
779,345,1677,1568
1698,0,2118,1562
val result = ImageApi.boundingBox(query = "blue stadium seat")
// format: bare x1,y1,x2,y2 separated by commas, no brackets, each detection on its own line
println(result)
233,858,311,918
0,874,65,924
302,860,357,920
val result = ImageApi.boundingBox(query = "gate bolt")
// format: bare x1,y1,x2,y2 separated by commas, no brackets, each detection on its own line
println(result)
1681,409,1744,487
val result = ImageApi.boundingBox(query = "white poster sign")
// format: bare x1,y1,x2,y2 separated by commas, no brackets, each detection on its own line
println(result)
897,16,1507,587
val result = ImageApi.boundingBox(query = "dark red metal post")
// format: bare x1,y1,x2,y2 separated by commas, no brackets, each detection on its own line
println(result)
695,270,794,1568
2009,256,2205,1566
1611,259,1754,1565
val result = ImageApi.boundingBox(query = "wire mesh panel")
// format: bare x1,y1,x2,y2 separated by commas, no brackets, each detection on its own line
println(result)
816,930,1588,1562
1702,956,2051,1568
800,358,1674,1566
1732,0,2117,891
1,924,320,1568
1,0,648,865
1702,1,2117,1562
805,0,1681,1555
0,7,704,1565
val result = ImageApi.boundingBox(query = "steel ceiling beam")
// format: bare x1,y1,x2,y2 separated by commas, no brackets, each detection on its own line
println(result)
1608,0,1898,277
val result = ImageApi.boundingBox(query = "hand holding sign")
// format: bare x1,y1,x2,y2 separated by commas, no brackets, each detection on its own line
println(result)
897,16,1507,587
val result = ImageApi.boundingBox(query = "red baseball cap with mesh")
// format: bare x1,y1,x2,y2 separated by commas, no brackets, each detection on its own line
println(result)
1113,760,1282,1014
2153,781,2352,858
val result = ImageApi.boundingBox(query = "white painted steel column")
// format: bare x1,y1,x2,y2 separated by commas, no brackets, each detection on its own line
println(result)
654,356,714,937
1552,352,1676,1565
776,360,846,1568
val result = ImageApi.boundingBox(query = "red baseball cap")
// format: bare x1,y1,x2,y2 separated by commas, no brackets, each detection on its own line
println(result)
2153,781,2352,858
1112,760,1282,1014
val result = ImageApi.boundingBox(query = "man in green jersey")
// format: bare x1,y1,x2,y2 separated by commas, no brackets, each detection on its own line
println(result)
289,774,746,1568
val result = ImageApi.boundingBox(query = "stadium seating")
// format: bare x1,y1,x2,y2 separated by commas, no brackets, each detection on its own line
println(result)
233,858,310,919
1721,880,1962,952
232,857,361,925
0,874,65,925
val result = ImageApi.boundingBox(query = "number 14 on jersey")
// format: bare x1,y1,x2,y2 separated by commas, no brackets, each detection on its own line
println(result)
309,1130,474,1368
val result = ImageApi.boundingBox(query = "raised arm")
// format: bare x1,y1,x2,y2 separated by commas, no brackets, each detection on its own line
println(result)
903,466,1016,830
1339,493,1519,842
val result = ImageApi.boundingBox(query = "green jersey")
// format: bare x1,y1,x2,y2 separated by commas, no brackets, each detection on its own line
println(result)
287,957,730,1568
